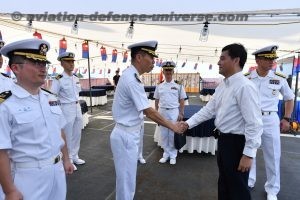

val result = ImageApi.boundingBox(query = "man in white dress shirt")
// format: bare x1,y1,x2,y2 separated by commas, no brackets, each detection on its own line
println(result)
180,43,263,200
110,40,183,200
51,52,85,171
246,45,294,200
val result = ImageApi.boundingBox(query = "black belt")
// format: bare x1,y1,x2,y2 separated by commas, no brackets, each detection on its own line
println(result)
261,111,275,115
54,154,61,164
213,129,245,139
162,107,176,110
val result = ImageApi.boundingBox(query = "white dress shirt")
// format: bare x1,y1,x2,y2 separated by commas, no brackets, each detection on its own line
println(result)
186,72,263,158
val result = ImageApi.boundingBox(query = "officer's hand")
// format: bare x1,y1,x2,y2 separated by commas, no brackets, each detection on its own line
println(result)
177,113,184,121
5,188,23,200
237,155,252,173
63,160,74,175
280,119,290,133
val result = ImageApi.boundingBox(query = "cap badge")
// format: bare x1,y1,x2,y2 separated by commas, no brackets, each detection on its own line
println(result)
39,43,48,56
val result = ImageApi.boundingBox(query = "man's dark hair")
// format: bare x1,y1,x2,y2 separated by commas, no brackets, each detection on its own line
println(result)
222,43,247,69
131,50,147,62
8,55,25,67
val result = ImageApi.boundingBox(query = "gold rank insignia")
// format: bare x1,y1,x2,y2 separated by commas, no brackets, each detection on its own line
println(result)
55,74,63,80
0,91,12,104
134,73,141,83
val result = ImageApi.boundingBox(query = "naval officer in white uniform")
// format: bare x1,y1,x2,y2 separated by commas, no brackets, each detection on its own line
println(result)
246,45,294,200
51,52,85,171
110,40,184,200
0,38,73,200
154,61,187,165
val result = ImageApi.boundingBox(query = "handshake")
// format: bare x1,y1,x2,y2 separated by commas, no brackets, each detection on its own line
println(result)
173,121,189,134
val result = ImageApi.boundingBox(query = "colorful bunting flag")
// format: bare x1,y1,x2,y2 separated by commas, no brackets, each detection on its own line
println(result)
248,66,256,73
293,56,300,74
59,37,67,55
159,68,163,83
5,66,11,76
82,41,89,58
100,46,107,61
156,58,162,67
112,49,118,63
123,51,128,63
33,30,42,39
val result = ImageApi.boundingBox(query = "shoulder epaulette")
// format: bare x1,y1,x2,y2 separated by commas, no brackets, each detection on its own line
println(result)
41,88,54,95
134,73,141,83
73,73,78,77
275,72,286,78
175,80,182,85
0,91,12,104
55,74,63,80
1,72,10,78
244,72,250,76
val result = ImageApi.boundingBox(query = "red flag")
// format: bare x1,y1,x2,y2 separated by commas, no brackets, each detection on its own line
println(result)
159,68,163,83
33,30,42,39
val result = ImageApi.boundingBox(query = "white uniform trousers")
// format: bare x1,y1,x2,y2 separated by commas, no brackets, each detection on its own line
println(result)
11,161,66,200
159,108,179,159
138,123,144,159
61,103,83,160
110,124,142,200
248,113,281,195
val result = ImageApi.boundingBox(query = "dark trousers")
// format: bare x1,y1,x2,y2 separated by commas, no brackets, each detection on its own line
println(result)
217,134,251,200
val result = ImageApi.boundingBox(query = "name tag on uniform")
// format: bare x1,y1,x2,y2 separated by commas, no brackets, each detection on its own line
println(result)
49,100,61,106
269,79,280,85
171,87,178,90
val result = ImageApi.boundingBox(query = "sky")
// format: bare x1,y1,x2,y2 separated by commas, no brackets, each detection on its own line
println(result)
0,0,299,14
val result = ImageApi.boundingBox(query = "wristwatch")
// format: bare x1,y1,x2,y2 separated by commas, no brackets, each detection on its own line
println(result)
283,117,291,122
